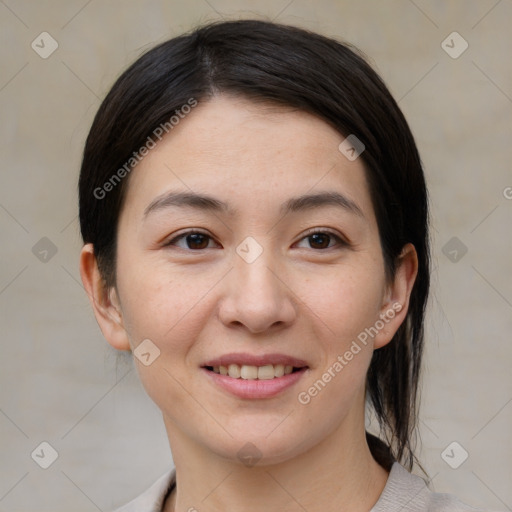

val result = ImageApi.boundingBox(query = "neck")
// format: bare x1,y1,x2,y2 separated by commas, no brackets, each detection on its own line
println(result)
162,414,389,512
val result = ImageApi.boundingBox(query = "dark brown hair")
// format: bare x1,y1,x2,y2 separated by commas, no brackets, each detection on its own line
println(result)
79,19,430,474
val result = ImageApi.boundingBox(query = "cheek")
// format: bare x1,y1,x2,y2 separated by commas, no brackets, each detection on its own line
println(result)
297,260,386,352
115,251,216,351
115,259,217,418
293,265,383,419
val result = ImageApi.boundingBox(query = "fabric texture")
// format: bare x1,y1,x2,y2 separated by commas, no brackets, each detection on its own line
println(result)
111,462,490,512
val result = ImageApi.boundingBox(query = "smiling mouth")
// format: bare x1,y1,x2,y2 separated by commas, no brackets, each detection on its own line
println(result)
203,364,306,380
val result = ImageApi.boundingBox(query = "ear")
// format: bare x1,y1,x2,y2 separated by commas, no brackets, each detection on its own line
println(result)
373,243,419,350
79,243,131,351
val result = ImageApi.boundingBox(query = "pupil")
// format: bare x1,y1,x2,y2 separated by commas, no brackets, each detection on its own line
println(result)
187,233,208,249
310,233,329,249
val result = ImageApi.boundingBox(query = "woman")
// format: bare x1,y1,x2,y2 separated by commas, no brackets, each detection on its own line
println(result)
78,19,489,512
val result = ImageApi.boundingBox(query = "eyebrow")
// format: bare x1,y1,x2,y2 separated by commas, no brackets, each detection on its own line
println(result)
143,190,364,220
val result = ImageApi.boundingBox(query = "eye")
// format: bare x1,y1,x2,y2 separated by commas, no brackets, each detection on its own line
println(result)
295,229,347,250
163,229,346,251
163,230,219,250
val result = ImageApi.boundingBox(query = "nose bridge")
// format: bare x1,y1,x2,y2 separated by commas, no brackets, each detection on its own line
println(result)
219,237,295,332
234,241,280,305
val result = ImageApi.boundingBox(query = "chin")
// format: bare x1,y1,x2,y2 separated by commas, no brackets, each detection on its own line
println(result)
201,427,320,468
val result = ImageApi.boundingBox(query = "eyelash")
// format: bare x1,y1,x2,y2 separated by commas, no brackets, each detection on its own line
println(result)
162,228,348,251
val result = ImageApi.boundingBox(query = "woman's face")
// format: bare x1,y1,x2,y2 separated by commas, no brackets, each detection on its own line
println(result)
101,95,410,465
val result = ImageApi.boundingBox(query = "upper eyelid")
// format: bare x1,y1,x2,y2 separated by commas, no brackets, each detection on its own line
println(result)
163,229,217,247
299,227,344,238
295,228,348,247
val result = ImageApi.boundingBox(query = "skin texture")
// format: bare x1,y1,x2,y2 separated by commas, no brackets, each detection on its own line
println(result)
80,95,418,512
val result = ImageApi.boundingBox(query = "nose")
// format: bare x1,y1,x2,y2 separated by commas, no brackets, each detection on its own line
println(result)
218,249,297,334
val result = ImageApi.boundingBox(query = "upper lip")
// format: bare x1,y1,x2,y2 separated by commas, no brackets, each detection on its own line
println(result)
202,353,309,368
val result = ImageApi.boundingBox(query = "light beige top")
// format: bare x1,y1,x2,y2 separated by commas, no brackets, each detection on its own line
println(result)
112,462,492,512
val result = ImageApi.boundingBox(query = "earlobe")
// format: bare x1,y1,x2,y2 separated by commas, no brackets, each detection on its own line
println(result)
79,244,132,352
374,243,418,349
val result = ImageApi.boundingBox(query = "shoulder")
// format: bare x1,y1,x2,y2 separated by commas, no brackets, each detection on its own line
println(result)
110,468,176,512
371,462,491,512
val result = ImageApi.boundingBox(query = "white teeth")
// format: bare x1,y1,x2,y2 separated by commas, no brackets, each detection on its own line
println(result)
257,365,275,380
241,365,258,379
228,364,241,378
274,364,285,377
211,363,301,380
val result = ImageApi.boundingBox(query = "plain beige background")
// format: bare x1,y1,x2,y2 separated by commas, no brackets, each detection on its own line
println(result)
1,1,511,511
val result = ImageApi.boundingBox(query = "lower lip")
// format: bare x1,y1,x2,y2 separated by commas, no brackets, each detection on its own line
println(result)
202,367,308,399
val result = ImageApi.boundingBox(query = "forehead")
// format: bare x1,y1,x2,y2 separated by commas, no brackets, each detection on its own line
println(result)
120,95,375,223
